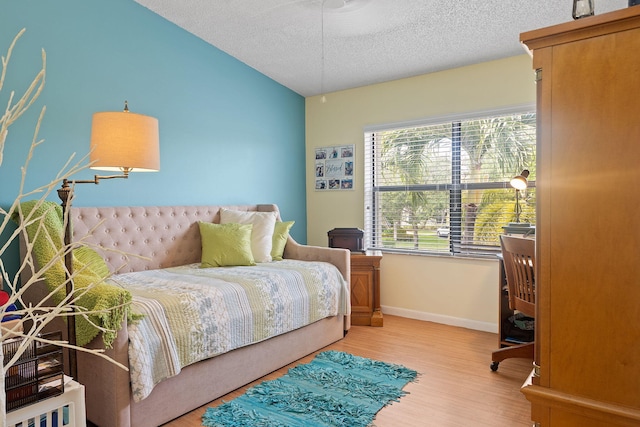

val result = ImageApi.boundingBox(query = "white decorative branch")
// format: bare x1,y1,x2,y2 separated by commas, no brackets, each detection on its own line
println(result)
1,29,129,382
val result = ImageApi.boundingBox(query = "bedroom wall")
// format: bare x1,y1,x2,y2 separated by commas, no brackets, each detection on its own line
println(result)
305,55,536,331
0,1,306,285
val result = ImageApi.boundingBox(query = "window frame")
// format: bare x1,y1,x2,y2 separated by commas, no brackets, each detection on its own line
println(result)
364,104,537,258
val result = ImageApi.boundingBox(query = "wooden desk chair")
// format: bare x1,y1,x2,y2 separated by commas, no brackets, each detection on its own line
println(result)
491,235,535,371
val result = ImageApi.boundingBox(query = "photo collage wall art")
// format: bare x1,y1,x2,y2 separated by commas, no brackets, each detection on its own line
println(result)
314,144,354,191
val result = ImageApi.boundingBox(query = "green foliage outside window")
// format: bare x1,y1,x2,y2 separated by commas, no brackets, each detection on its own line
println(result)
365,111,536,256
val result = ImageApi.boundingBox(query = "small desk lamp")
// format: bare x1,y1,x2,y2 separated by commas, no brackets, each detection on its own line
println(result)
502,169,534,236
510,169,529,223
58,101,159,379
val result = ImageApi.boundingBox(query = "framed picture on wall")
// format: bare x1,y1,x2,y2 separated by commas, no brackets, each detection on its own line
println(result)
314,144,354,191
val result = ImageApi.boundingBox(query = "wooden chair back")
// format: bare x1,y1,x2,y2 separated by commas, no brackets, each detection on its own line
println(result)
500,235,535,318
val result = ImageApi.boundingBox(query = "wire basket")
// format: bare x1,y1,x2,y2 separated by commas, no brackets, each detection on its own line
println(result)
3,331,64,412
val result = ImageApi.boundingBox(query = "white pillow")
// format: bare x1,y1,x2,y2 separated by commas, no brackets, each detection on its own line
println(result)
219,208,278,263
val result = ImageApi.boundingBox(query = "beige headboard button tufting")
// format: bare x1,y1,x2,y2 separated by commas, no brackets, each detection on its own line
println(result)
70,205,280,273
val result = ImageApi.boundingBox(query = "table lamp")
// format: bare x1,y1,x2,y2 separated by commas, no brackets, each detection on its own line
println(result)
510,169,529,223
502,169,534,235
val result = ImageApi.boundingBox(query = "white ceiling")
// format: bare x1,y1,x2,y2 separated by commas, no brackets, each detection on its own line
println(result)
134,0,628,97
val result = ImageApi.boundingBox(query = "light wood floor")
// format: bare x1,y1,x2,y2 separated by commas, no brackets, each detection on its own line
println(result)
163,315,533,427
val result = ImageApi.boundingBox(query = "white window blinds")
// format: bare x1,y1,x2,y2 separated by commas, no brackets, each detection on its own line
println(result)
364,109,536,257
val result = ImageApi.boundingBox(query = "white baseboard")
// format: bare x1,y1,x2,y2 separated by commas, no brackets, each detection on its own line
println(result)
381,305,498,334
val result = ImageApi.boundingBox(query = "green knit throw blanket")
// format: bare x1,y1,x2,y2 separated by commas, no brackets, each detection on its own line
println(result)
13,200,134,347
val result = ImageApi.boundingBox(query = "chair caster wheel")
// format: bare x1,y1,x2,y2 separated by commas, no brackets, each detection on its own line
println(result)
490,361,499,371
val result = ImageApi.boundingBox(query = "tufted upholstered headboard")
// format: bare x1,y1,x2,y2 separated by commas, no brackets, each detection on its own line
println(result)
69,204,281,274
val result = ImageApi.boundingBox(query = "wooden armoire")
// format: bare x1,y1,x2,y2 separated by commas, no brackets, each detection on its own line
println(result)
520,8,640,427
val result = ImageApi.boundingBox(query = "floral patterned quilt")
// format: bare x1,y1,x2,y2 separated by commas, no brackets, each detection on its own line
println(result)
105,260,349,402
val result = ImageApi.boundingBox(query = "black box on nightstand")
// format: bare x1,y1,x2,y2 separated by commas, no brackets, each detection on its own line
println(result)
327,228,364,252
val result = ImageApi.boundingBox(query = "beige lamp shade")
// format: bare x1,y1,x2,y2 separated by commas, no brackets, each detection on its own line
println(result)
90,111,160,172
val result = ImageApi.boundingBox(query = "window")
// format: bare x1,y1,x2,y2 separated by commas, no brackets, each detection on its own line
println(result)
364,108,536,257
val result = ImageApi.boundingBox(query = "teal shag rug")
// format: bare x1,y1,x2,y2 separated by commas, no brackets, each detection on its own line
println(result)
202,350,418,427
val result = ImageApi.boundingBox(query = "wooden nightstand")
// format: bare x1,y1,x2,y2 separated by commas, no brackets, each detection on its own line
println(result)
349,251,383,327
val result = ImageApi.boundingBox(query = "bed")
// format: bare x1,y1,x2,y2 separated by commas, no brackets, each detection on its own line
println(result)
19,204,350,427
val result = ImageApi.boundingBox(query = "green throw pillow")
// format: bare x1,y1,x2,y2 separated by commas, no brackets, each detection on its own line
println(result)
271,220,295,261
199,222,256,267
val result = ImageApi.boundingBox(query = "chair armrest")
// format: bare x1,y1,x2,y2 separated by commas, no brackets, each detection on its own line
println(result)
284,238,351,331
283,237,350,283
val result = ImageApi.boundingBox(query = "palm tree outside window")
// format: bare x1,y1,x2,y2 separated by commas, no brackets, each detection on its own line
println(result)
363,108,536,257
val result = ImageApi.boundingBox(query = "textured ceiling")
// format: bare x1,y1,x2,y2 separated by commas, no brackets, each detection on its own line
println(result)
134,0,628,97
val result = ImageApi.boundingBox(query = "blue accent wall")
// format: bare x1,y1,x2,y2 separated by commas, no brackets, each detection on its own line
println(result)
0,0,307,283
